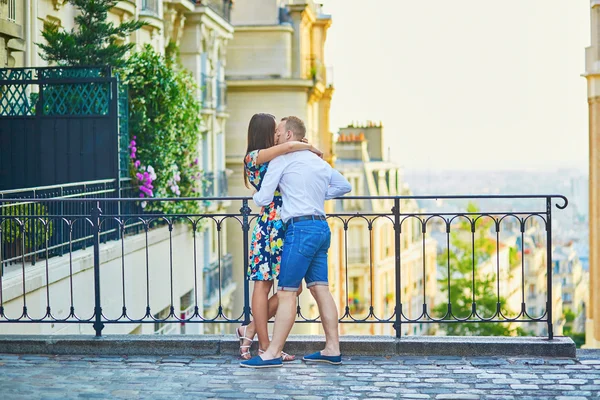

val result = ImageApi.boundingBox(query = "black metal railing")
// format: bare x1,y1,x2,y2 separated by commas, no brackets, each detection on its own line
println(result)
0,180,128,271
0,194,568,339
191,0,233,22
141,0,159,16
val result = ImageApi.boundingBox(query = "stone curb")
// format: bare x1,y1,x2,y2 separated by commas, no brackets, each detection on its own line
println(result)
0,335,576,358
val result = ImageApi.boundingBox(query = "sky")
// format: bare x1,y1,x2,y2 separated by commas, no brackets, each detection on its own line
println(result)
321,0,590,172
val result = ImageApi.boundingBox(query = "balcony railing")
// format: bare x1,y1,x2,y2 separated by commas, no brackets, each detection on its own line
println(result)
0,194,568,339
0,179,131,271
7,0,16,22
201,171,227,198
216,80,226,112
217,170,228,197
201,73,213,109
191,0,233,23
348,247,369,264
141,0,160,16
204,253,234,308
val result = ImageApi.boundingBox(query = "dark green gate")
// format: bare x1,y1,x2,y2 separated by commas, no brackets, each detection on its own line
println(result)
0,66,128,190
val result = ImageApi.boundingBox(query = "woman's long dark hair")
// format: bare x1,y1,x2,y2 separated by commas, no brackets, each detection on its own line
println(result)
244,113,276,188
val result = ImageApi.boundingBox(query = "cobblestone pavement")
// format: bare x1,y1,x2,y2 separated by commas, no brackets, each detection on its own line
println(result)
1,351,600,399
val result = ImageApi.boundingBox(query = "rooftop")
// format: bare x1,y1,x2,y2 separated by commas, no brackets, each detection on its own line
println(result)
2,349,599,399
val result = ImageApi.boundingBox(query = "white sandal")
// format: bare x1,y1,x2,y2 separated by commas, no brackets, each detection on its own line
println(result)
236,325,254,360
258,348,295,362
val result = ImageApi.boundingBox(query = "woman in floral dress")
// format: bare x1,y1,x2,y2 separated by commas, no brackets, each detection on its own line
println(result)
236,113,323,360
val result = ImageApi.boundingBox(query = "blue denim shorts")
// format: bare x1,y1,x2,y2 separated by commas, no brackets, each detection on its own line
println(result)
277,219,331,291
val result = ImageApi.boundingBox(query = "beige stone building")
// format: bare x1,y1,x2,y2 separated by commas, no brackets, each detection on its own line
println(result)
333,123,438,336
585,0,600,348
0,0,236,335
224,0,335,329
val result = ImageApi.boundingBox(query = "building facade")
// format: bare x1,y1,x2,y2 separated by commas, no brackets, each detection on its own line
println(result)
224,0,335,328
0,0,235,335
585,0,600,348
333,123,438,336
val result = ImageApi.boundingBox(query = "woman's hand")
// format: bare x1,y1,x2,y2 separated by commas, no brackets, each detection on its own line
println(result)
310,145,324,158
301,137,309,144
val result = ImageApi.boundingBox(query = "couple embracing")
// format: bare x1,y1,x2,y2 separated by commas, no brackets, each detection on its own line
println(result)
237,114,351,368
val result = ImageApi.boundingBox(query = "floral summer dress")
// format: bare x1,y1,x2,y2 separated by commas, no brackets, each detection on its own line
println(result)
245,150,285,281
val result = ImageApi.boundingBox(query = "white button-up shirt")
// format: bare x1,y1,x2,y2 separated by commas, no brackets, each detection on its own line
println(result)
253,150,352,222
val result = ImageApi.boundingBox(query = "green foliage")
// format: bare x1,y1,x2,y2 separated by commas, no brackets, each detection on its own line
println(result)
122,44,204,214
434,202,514,336
508,246,520,269
1,204,54,247
38,0,145,68
563,308,576,323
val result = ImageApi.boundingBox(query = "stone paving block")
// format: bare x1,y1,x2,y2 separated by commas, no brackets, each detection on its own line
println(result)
565,364,593,369
555,397,590,400
581,360,600,365
469,358,509,366
564,391,594,397
436,395,481,399
510,373,537,379
542,373,571,379
510,384,539,390
558,378,588,384
514,359,545,365
548,359,576,365
541,384,577,390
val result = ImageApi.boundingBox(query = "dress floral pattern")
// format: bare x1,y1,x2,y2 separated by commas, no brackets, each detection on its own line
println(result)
245,150,284,281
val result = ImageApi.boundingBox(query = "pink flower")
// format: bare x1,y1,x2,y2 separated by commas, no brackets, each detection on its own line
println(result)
134,160,141,168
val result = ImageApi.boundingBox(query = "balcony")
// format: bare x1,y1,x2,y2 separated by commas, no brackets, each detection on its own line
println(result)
347,246,369,264
190,0,233,23
216,79,226,112
200,73,213,109
201,170,228,198
203,253,234,308
141,0,160,16
6,0,15,22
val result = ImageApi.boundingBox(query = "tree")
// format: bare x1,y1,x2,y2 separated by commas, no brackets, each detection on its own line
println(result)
38,0,145,68
434,203,515,336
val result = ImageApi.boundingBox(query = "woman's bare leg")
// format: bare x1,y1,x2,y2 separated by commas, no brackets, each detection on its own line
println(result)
252,280,276,351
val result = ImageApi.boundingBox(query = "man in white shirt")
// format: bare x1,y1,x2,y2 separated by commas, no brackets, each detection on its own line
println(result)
240,116,352,369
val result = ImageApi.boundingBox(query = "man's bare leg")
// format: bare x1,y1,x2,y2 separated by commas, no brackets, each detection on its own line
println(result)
259,290,297,360
309,285,340,356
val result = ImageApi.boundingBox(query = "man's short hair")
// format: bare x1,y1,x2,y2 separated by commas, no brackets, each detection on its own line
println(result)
281,116,306,139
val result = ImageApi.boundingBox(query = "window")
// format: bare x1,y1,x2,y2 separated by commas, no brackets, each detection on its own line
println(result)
154,306,176,335
141,0,159,15
7,0,16,22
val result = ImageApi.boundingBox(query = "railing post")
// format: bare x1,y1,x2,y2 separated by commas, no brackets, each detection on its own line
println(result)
241,199,251,325
393,197,402,338
91,202,104,337
546,197,553,340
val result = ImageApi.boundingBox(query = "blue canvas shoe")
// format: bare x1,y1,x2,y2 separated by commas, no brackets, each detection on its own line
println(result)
302,351,342,365
240,355,283,369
